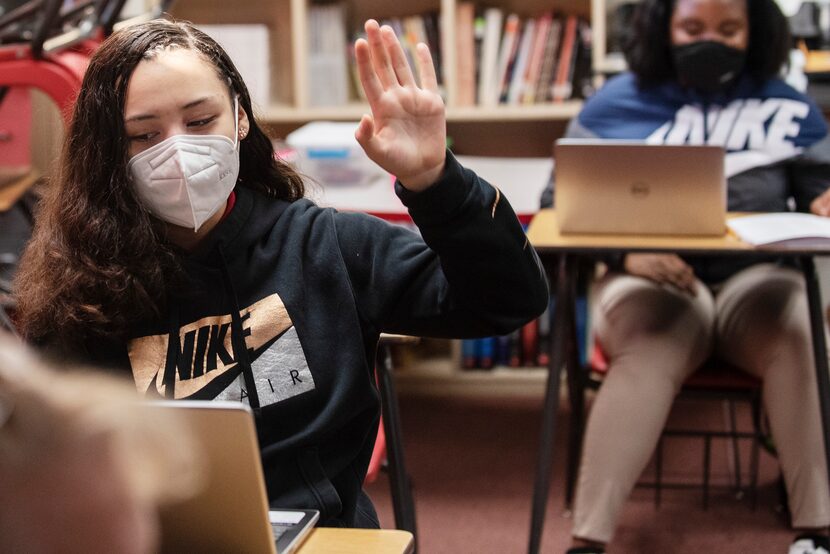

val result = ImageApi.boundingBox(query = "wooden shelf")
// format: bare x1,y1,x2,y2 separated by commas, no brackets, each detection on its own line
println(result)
447,102,584,121
394,356,550,398
259,101,583,123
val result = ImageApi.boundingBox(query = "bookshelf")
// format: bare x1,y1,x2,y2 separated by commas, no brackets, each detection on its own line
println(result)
170,0,592,156
168,0,596,388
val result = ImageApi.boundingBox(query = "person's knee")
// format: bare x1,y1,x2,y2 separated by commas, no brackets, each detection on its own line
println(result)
722,272,807,343
596,276,713,341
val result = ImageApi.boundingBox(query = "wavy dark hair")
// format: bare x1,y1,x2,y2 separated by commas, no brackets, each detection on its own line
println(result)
625,0,792,87
15,18,305,346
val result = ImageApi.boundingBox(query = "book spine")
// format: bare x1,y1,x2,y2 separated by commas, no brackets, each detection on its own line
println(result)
506,19,536,105
521,13,551,105
535,17,562,103
422,11,443,87
551,15,578,103
520,319,539,366
493,13,521,106
477,337,495,370
478,8,504,107
461,338,477,369
455,2,477,106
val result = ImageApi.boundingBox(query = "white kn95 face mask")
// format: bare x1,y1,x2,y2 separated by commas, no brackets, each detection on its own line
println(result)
128,98,241,232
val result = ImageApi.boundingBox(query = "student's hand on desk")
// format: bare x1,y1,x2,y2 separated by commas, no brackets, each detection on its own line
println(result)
810,188,830,217
354,19,446,192
624,253,697,295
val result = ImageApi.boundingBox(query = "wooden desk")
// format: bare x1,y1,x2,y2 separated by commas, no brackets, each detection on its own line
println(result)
298,528,414,554
525,210,830,553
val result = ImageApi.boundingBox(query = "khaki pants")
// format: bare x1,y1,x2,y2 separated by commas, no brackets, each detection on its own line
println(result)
573,263,830,543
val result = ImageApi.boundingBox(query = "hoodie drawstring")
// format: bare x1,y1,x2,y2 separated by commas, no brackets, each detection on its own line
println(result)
162,301,181,399
218,246,262,414
160,245,262,415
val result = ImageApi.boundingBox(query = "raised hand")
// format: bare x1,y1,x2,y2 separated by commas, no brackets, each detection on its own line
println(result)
354,19,446,192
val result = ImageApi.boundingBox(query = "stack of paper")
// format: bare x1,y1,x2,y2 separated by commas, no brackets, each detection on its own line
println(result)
727,212,830,245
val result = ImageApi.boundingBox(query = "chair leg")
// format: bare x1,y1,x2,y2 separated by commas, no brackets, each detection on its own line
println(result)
750,392,763,510
727,399,742,493
750,428,760,510
703,435,711,510
565,387,584,513
565,303,585,513
655,436,663,509
375,344,418,543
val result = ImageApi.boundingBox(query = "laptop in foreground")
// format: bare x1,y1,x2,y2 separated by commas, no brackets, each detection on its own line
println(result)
554,140,727,236
150,400,319,554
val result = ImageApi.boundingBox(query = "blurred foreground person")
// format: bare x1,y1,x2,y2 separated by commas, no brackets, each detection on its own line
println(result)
0,333,202,553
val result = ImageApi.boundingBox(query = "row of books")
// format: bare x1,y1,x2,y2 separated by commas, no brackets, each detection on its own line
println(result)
460,297,589,370
309,3,352,107
349,11,444,101
455,5,594,107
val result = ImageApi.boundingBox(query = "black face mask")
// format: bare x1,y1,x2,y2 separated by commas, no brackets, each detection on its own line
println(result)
672,40,746,94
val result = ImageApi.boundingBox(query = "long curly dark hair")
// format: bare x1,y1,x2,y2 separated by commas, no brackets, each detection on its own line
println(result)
626,0,791,87
15,19,304,347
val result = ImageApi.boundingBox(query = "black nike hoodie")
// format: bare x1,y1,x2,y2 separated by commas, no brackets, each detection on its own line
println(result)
101,151,549,527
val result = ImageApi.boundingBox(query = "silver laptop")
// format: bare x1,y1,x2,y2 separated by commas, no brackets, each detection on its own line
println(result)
150,400,319,554
554,140,726,236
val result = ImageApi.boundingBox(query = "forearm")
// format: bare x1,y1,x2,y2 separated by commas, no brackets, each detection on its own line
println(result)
394,150,549,335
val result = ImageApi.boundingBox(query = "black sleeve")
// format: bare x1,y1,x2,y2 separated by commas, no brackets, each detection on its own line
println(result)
334,150,549,339
790,134,830,212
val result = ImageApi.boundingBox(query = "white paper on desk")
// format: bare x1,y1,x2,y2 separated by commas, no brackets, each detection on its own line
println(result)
727,212,830,245
455,155,553,216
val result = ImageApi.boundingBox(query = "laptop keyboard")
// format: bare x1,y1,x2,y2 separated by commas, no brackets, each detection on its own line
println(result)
270,521,292,541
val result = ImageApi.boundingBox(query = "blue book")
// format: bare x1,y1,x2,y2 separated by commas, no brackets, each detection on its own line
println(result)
461,338,477,369
476,337,496,370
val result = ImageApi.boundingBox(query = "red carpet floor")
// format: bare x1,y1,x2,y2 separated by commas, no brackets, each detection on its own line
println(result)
365,392,797,553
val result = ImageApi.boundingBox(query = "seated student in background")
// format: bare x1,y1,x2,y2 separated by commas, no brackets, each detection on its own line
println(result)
539,0,830,552
0,333,201,553
12,18,548,528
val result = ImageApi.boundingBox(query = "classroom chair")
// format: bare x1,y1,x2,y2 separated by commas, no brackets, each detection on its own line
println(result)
565,339,765,512
370,334,419,543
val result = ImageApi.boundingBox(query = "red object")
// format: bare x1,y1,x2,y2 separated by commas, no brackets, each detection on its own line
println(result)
219,190,237,222
0,87,32,166
0,42,97,123
521,319,538,366
365,418,387,484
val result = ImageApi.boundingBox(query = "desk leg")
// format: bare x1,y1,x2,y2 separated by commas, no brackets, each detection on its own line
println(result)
800,257,830,492
529,254,575,554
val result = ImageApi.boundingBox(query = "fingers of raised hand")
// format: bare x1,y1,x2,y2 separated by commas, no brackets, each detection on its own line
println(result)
354,38,383,103
381,25,416,87
354,114,376,149
364,20,397,89
416,43,439,93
